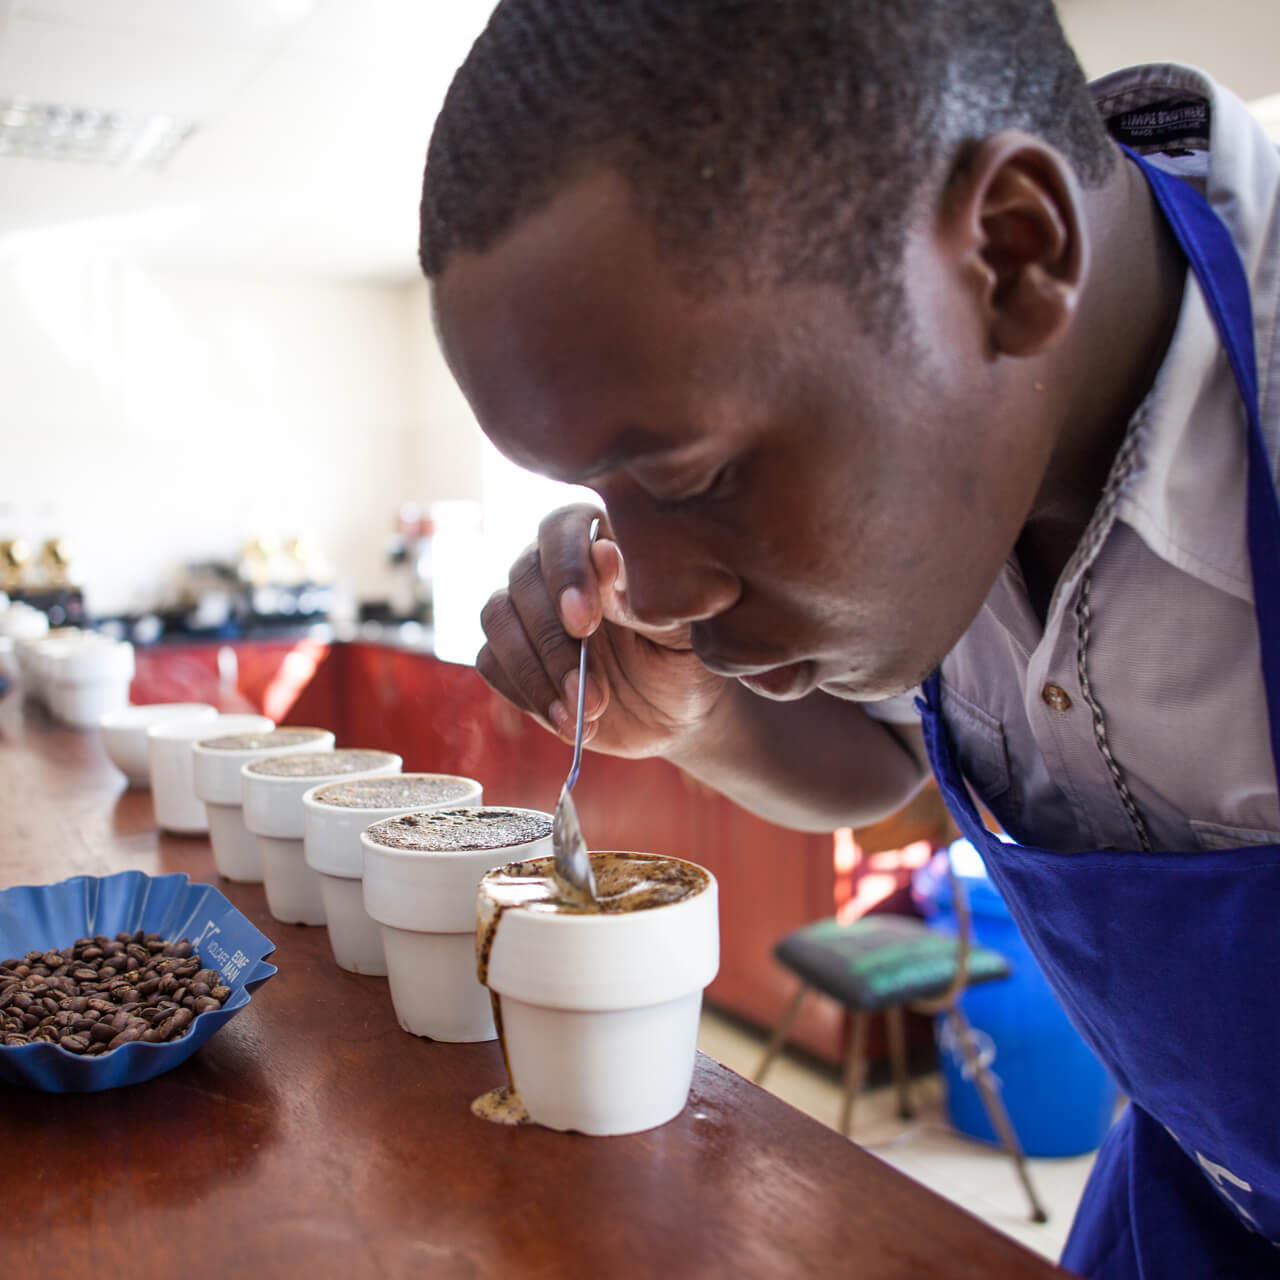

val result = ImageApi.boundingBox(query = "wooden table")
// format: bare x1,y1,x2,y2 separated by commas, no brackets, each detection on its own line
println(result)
0,700,1071,1279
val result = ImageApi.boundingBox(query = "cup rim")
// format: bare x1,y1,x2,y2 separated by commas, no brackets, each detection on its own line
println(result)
477,850,717,925
360,804,553,860
101,702,218,731
302,771,483,813
241,748,402,784
149,714,273,744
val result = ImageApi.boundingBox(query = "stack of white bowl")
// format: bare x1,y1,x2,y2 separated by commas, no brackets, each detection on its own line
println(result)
11,626,136,728
41,633,135,728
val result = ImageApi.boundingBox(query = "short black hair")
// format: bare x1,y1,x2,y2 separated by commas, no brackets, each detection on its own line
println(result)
420,1,1113,324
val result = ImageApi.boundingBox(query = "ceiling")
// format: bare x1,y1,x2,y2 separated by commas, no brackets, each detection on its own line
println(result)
0,0,493,279
0,0,1276,283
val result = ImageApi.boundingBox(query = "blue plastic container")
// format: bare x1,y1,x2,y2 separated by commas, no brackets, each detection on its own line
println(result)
913,840,1119,1157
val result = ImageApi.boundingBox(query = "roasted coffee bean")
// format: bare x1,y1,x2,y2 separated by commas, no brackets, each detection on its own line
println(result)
2,1033,29,1046
0,933,230,1056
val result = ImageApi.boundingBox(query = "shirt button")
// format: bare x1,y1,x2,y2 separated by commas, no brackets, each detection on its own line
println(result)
1042,683,1073,711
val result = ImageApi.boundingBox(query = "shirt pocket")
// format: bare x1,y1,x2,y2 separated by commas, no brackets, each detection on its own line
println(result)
940,683,1014,809
1190,819,1280,852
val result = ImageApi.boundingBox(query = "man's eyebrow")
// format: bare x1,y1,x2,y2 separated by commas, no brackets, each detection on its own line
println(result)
583,424,682,478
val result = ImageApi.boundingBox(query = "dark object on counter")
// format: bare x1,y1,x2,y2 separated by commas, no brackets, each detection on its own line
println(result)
8,587,86,628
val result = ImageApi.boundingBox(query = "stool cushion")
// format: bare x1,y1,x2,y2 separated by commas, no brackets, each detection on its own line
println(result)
774,915,1011,1012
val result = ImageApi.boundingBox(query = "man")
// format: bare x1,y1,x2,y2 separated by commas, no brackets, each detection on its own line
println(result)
419,3,1280,1275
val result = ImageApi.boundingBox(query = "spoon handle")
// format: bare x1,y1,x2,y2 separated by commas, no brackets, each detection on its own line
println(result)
565,516,599,792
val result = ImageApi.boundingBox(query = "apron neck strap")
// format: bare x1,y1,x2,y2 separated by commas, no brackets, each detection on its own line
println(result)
1118,147,1280,790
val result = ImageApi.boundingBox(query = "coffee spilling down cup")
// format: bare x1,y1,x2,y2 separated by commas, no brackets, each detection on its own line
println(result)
361,806,553,1042
193,726,336,882
302,773,484,975
240,748,402,925
476,851,719,1136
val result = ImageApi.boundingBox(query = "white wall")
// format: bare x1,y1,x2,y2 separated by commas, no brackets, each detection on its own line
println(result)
0,260,485,617
1057,0,1280,103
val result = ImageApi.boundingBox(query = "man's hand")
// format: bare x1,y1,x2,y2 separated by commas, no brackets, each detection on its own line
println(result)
476,503,728,758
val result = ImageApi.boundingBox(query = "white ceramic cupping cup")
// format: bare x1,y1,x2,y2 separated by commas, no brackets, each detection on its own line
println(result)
43,634,135,728
148,713,273,835
242,749,403,926
302,773,484,976
362,806,552,1043
193,727,336,883
101,703,219,787
481,853,719,1136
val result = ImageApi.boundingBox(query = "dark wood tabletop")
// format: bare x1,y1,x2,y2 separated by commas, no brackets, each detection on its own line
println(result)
0,698,1072,1279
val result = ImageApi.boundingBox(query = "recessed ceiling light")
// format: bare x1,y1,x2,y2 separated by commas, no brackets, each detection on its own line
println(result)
0,97,195,170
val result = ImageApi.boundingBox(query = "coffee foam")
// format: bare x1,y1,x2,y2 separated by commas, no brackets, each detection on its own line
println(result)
198,727,328,751
312,775,477,810
245,748,396,777
364,807,552,852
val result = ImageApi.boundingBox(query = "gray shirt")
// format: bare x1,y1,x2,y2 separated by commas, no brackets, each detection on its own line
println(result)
874,64,1280,854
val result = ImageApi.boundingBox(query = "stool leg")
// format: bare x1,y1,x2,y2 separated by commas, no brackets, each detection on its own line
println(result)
945,1005,1049,1224
752,981,808,1084
885,1004,914,1120
838,1010,870,1138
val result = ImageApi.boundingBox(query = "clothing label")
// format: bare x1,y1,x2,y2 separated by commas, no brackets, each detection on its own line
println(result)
1107,96,1210,152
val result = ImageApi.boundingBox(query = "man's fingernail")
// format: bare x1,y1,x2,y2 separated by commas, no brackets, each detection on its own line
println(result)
560,587,591,636
561,670,580,707
549,700,570,734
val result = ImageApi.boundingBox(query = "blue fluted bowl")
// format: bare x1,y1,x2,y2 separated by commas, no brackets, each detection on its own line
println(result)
0,870,276,1092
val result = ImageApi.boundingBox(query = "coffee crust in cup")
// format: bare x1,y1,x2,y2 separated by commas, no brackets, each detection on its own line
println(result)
312,776,475,810
245,748,396,777
198,727,329,751
365,808,551,852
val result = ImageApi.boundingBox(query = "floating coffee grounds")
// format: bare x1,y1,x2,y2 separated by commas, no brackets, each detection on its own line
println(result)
313,775,477,810
198,727,329,751
245,748,397,778
0,931,231,1054
365,808,552,852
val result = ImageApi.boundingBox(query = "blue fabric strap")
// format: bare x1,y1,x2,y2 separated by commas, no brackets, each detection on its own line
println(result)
1123,148,1280,789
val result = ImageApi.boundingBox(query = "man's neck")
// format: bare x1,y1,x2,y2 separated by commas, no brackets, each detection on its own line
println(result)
1017,146,1188,624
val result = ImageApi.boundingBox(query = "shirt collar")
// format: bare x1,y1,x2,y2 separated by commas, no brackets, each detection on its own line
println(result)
1086,64,1280,604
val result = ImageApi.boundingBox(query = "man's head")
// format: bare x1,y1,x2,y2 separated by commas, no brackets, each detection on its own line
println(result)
422,2,1127,701
421,0,1112,328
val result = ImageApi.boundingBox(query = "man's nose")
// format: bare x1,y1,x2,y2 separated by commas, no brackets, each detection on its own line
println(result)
605,505,740,629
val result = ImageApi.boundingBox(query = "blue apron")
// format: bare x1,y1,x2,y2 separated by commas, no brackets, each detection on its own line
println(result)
917,149,1280,1278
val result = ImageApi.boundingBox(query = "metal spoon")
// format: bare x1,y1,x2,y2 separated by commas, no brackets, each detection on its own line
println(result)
550,519,599,905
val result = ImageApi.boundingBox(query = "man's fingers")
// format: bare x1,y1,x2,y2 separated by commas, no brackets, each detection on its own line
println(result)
537,502,608,638
478,583,571,732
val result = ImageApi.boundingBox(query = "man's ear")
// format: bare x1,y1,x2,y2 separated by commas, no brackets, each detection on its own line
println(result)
939,130,1089,358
